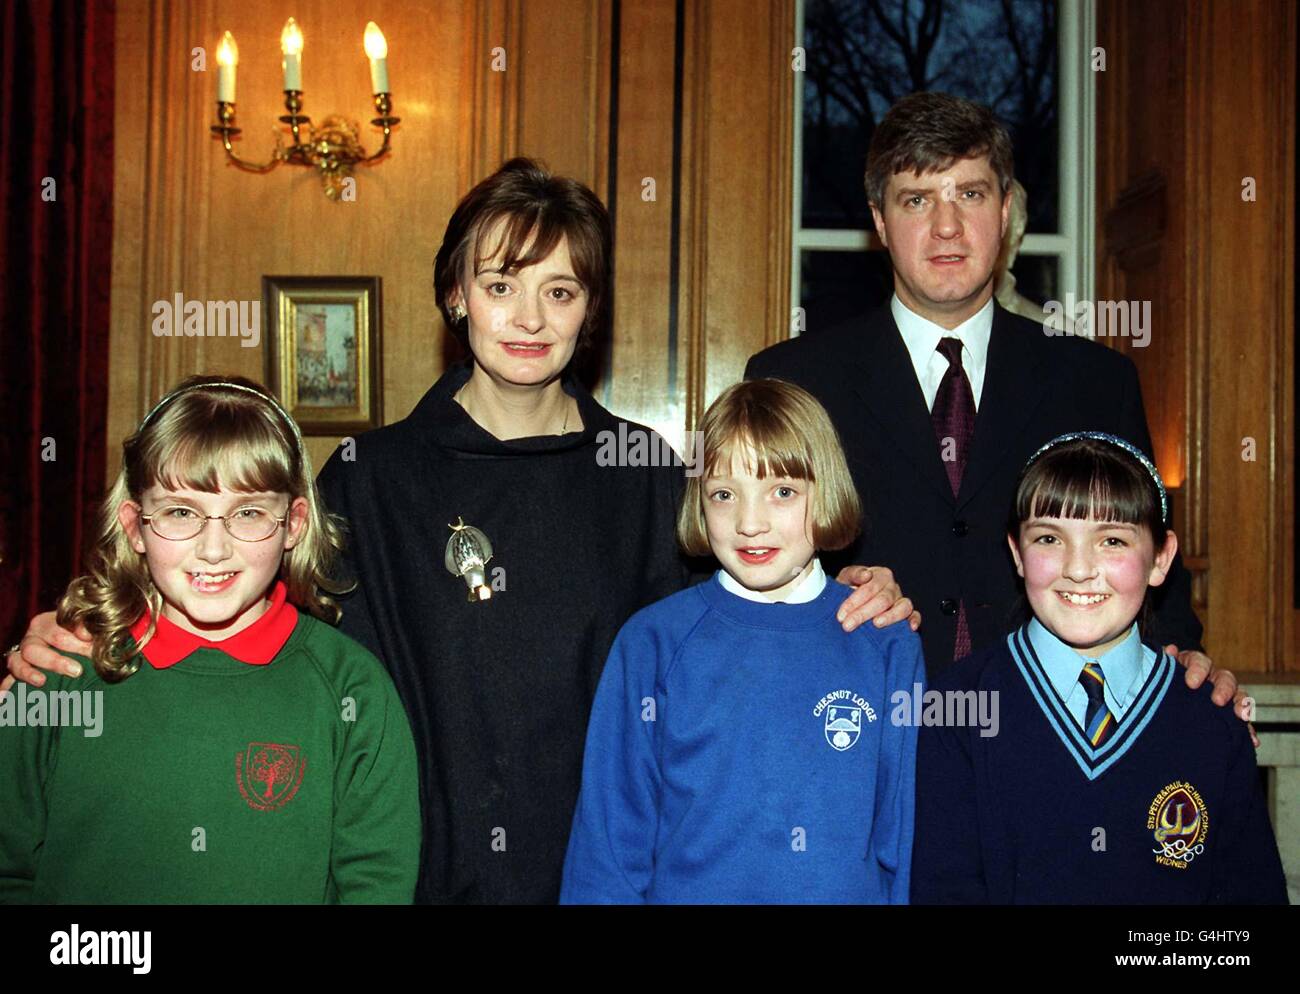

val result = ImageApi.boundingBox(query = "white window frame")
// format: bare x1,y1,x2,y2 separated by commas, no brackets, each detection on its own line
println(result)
791,0,1096,327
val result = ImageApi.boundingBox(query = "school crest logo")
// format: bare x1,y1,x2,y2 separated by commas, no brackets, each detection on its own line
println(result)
1147,780,1208,868
812,689,876,752
236,742,307,811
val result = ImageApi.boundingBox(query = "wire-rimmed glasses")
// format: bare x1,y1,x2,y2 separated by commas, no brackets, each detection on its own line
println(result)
139,505,287,542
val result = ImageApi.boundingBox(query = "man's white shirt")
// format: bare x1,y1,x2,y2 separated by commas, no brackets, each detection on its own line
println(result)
892,294,994,412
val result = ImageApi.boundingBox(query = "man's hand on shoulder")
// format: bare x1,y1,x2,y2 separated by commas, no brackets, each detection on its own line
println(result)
1164,643,1257,748
834,565,922,634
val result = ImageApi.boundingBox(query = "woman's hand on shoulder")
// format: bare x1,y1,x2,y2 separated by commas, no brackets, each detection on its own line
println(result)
833,565,921,634
2,612,92,692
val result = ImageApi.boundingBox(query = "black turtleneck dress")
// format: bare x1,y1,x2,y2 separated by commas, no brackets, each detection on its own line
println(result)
316,361,692,904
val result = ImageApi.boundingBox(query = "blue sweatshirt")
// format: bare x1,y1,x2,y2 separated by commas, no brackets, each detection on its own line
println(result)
560,574,925,904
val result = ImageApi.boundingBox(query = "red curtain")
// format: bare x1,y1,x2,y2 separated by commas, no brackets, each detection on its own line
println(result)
0,0,115,646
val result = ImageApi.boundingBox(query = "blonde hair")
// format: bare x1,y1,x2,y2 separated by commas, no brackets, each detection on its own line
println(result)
676,379,861,557
57,375,350,682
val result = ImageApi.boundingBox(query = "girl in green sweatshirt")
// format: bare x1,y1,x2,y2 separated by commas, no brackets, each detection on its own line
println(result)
0,376,420,903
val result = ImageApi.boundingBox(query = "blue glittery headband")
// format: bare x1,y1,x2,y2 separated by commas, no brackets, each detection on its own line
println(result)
137,381,306,460
1023,431,1169,525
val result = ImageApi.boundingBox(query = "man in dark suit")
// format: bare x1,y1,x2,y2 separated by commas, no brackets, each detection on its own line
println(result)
748,92,1238,708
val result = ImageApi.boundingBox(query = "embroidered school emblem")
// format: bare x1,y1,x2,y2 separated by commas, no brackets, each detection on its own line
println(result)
812,689,876,751
236,742,307,811
1147,780,1208,868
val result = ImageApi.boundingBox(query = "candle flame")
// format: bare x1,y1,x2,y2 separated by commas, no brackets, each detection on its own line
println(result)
217,31,238,66
364,21,387,59
281,17,304,55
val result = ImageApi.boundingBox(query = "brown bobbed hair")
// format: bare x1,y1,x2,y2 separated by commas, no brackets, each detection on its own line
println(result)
433,156,612,354
865,91,1015,214
57,375,350,682
677,379,862,557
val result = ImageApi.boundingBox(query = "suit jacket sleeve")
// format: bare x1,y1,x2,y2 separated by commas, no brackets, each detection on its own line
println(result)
745,348,784,384
1114,359,1204,652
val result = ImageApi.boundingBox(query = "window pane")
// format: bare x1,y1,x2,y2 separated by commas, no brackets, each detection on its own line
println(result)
798,249,894,335
802,0,1060,233
1007,253,1059,309
798,249,1063,334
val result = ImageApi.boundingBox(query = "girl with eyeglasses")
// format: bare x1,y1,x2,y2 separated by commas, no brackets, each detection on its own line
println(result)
0,375,420,903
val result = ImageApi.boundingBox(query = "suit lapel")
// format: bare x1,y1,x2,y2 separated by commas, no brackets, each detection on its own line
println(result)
958,303,1053,508
846,306,954,506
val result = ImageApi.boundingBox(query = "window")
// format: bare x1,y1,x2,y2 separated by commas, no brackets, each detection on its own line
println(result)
793,0,1094,335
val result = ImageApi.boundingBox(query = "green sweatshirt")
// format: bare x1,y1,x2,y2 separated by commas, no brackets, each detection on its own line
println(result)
0,614,420,903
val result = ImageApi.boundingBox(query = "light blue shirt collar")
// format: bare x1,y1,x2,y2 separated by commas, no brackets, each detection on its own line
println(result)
717,557,827,603
1026,618,1153,722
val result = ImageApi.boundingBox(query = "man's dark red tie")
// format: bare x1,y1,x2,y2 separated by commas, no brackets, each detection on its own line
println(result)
932,336,975,660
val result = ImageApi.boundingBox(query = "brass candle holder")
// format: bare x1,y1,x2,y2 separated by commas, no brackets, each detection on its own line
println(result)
211,91,400,200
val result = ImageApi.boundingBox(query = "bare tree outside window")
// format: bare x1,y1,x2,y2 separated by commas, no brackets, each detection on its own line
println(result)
802,0,1059,233
797,0,1063,333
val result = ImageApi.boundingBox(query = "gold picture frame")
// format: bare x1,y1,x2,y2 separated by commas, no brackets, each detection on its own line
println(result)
262,275,382,434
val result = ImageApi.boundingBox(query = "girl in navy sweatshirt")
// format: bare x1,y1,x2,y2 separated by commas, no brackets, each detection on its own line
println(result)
560,379,925,904
911,432,1287,904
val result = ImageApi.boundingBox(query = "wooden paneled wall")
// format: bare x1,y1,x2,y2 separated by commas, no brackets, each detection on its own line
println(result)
1096,0,1297,675
109,0,794,475
112,0,1298,674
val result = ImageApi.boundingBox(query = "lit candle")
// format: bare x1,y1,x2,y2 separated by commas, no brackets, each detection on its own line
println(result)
363,22,389,94
216,31,238,103
281,17,303,91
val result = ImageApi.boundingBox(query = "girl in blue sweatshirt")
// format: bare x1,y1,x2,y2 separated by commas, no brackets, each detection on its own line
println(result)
560,379,925,903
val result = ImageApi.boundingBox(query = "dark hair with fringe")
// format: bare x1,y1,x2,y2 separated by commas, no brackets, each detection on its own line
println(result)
433,157,611,355
1006,436,1168,637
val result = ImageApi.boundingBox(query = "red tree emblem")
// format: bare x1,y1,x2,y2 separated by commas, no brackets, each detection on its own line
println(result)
236,743,306,811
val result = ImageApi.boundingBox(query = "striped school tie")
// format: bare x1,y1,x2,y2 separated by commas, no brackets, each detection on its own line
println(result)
1077,660,1117,747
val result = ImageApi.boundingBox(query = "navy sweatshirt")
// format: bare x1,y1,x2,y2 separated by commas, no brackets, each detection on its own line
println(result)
560,575,924,904
911,626,1288,904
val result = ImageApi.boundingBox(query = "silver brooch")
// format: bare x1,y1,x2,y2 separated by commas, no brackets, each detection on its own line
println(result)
445,517,494,602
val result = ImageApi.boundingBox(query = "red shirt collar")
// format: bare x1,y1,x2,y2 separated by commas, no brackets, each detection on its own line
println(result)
130,581,299,669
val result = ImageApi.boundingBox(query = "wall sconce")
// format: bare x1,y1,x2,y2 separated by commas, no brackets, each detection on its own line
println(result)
210,19,399,201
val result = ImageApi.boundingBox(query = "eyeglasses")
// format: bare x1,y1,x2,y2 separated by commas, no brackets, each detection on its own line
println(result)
139,505,288,542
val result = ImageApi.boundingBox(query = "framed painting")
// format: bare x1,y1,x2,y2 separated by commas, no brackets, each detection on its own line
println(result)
262,275,382,434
